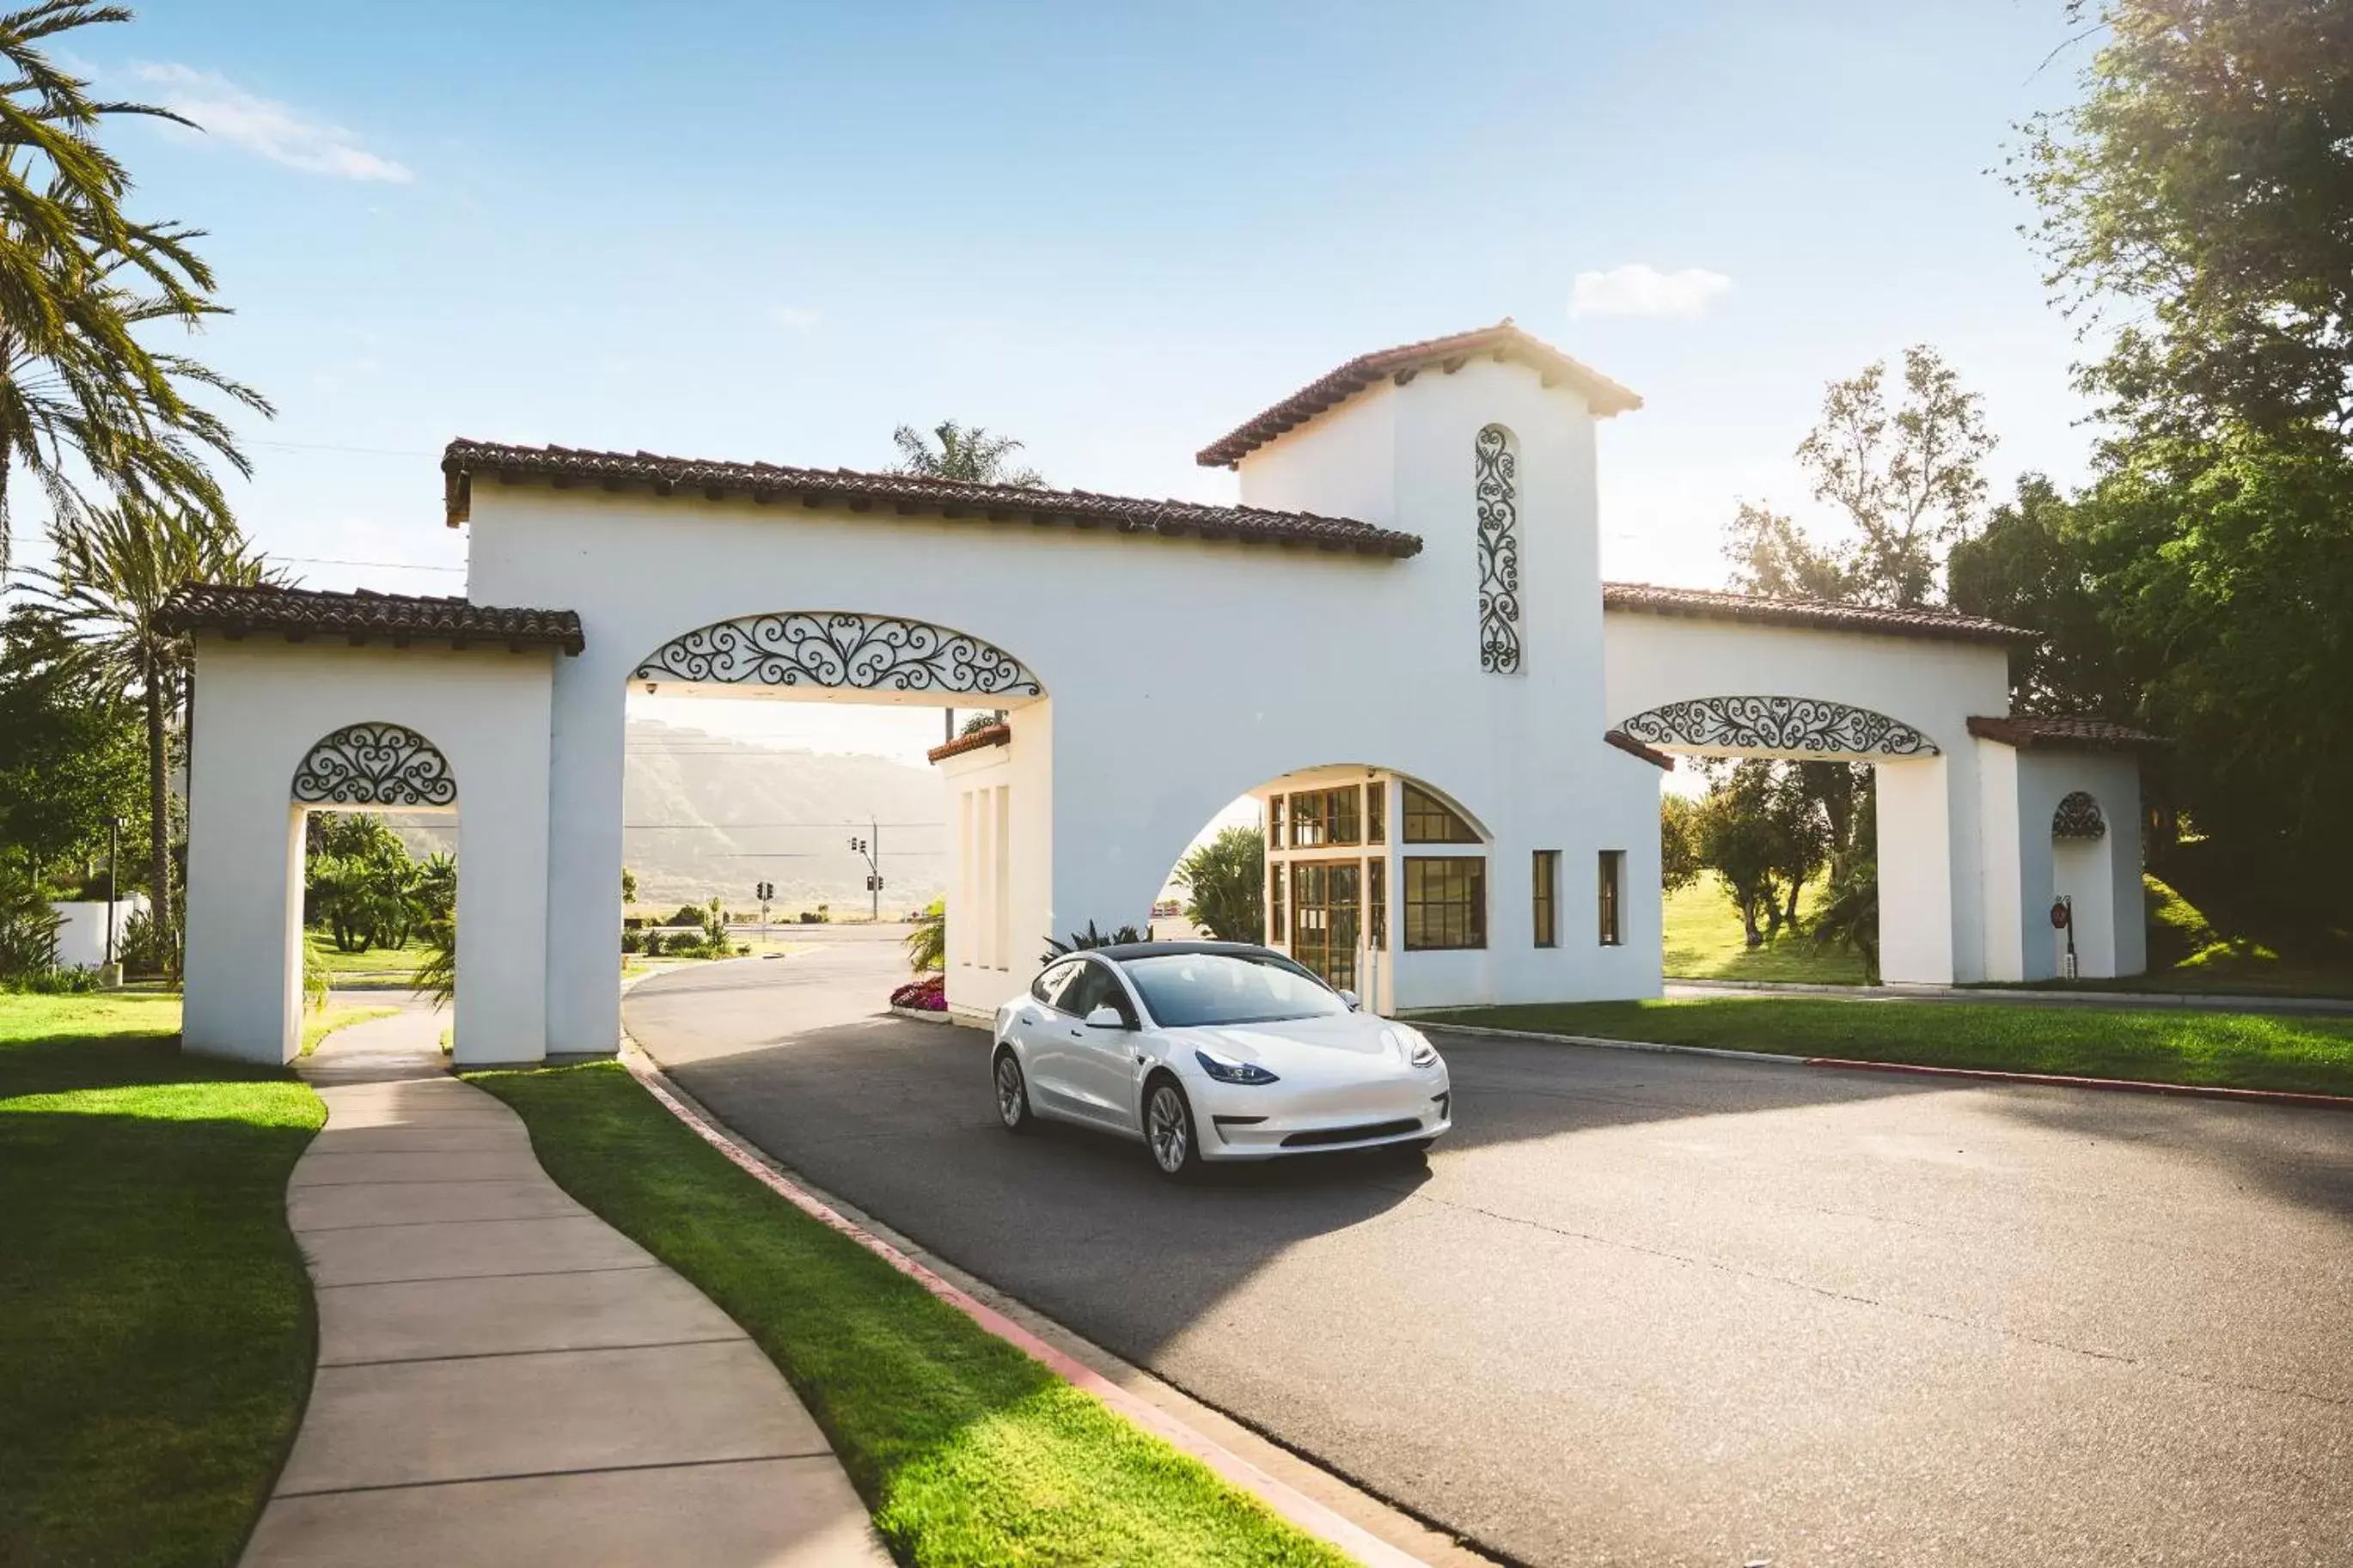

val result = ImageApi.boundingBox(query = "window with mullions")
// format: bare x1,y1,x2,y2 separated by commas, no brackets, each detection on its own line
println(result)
1401,783,1478,844
1367,783,1386,845
1268,794,1285,850
1532,850,1558,948
1268,861,1287,946
1289,860,1362,992
1289,787,1362,848
1403,857,1485,950
1368,857,1387,945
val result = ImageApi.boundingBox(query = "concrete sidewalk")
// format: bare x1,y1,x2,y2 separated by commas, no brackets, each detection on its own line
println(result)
242,1010,888,1567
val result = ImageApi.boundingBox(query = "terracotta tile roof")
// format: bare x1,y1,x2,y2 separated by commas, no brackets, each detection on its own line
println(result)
927,723,1011,764
443,439,1422,559
1966,715,2166,751
1601,582,2032,646
160,583,585,656
1604,729,1675,770
1195,320,1643,468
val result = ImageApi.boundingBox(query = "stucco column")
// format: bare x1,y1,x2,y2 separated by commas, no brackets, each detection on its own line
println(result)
184,757,303,1064
451,718,553,1065
1875,757,1959,985
542,650,627,1056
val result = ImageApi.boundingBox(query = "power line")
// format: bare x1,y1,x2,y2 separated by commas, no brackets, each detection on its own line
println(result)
623,821,945,830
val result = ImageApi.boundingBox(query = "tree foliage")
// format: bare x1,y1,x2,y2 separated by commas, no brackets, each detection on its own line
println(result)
0,603,142,872
904,898,944,973
1727,346,1995,607
889,420,1044,488
1175,825,1264,943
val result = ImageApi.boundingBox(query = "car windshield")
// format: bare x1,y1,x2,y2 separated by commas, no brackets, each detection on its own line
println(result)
1119,952,1350,1028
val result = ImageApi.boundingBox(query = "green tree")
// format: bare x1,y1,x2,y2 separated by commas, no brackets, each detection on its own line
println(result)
2015,1,2353,442
1947,473,2132,715
0,3,272,578
620,864,638,906
35,503,277,943
1728,347,1995,608
1175,825,1264,943
1694,766,1782,949
889,420,1044,487
0,603,142,871
1659,792,1704,894
904,898,944,973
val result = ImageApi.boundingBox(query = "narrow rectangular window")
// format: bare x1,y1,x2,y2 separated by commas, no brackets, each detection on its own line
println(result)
1329,787,1361,846
1532,850,1558,949
1598,850,1624,947
1368,857,1387,944
1268,794,1285,851
1293,791,1324,847
1366,781,1385,845
1268,861,1286,947
1403,857,1486,951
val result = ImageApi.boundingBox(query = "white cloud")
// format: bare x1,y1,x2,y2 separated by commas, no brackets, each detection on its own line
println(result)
1569,264,1732,321
768,306,822,332
131,63,413,183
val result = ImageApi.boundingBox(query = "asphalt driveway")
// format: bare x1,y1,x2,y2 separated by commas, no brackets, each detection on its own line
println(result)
627,938,2353,1567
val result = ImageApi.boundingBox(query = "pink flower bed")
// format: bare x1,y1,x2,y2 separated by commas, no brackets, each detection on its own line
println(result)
890,973,946,1011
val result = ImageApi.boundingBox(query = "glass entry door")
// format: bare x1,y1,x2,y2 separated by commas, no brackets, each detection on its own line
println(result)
1289,860,1362,993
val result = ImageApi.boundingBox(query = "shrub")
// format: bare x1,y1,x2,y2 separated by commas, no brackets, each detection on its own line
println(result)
0,862,63,984
10,965,100,995
640,929,668,958
620,927,645,955
1040,919,1148,965
889,973,947,1010
118,898,180,981
669,904,706,929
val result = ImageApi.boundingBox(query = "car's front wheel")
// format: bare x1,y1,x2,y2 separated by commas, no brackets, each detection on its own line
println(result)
1144,1077,1201,1181
993,1047,1034,1134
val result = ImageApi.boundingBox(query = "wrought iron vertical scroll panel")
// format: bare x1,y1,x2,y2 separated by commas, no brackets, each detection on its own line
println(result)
1475,424,1521,674
291,723,457,808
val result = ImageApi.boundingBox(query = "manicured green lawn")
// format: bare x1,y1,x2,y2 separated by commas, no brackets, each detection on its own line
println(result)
307,942,425,975
299,1004,398,1055
1663,872,1867,985
1413,995,2353,1096
0,993,323,1567
468,1062,1350,1567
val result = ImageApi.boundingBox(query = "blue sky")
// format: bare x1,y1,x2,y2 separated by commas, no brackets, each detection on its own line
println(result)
24,2,2099,760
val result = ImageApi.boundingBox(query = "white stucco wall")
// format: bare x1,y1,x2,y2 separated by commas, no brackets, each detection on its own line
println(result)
465,352,1657,1046
52,895,146,970
938,711,1054,1022
1602,611,2015,985
181,638,555,1065
1981,746,2145,982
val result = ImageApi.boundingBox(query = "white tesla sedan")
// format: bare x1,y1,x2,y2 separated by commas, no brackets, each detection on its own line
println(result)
989,942,1452,1180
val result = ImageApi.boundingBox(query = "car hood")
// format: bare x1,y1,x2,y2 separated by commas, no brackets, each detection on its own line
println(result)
1170,1011,1421,1069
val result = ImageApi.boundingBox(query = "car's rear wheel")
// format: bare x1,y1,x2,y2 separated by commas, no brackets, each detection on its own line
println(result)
993,1047,1034,1134
1144,1077,1201,1181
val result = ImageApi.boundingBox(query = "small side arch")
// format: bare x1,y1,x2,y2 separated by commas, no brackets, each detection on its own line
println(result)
291,722,457,809
2052,790,2106,839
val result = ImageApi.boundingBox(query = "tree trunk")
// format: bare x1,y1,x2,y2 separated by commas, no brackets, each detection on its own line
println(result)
143,644,173,952
1782,876,1805,934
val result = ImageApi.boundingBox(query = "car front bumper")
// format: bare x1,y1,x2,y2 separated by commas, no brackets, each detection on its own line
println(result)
1192,1071,1452,1161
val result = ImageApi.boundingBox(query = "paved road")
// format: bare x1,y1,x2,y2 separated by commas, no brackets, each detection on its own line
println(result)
628,940,2353,1568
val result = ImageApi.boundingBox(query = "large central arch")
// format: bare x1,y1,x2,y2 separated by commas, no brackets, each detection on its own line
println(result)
633,612,1042,701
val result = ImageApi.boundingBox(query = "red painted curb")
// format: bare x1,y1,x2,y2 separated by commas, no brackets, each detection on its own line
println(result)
622,1057,1430,1568
1802,1056,2353,1110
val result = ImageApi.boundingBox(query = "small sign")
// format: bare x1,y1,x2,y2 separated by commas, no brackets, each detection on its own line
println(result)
2050,897,2071,930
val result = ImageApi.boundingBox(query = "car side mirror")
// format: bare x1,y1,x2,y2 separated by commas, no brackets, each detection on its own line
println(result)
1084,1004,1128,1030
1339,989,1360,1010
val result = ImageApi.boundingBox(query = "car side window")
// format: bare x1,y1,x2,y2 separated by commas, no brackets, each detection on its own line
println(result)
1064,962,1135,1027
1031,961,1080,1010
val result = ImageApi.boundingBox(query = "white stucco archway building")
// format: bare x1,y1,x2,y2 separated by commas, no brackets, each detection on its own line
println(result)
166,320,2158,1065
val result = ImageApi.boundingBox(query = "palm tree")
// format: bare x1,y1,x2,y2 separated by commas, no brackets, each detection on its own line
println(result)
889,420,1045,488
34,502,278,944
0,3,272,577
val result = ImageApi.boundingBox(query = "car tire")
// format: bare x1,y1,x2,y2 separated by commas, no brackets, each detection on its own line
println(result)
993,1046,1034,1134
1143,1075,1202,1181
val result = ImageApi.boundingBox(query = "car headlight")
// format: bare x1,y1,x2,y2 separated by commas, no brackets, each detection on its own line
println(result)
1400,1028,1441,1069
1195,1048,1280,1085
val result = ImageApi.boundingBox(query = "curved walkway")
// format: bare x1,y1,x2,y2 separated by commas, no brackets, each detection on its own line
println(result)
242,1010,886,1567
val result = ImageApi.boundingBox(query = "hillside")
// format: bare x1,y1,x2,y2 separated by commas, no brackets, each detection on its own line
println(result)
388,719,949,915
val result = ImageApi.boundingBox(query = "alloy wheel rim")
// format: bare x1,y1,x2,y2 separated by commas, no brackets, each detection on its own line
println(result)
996,1059,1023,1124
1148,1087,1187,1171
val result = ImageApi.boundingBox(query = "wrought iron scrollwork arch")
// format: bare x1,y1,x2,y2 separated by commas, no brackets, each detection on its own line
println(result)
1615,696,1939,758
2051,790,2106,839
292,723,456,808
1475,424,1521,674
633,612,1042,698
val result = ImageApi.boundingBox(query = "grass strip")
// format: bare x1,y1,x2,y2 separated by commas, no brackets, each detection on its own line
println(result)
468,1061,1354,1567
298,1004,399,1056
1415,996,2353,1097
0,994,323,1567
